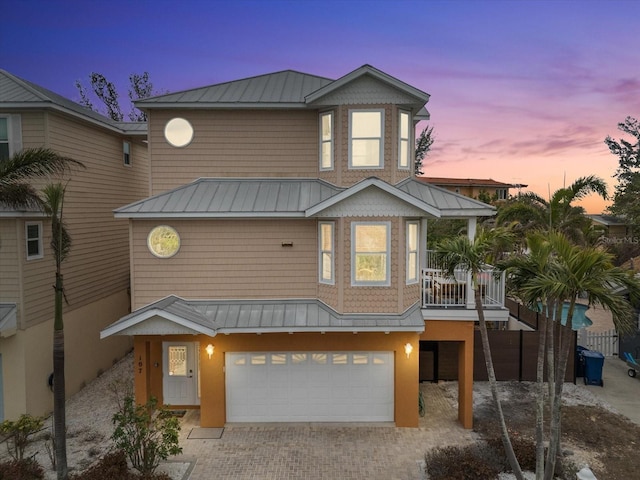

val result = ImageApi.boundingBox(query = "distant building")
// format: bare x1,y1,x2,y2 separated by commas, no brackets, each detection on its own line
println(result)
416,177,526,201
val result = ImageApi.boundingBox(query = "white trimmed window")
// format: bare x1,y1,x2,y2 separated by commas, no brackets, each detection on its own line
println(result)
349,109,384,168
123,141,131,166
406,221,419,284
398,110,410,169
352,222,390,286
0,115,22,162
319,222,334,284
25,222,43,260
319,112,333,170
497,188,507,200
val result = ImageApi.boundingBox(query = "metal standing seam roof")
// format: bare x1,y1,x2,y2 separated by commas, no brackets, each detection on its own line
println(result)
114,177,496,219
101,295,425,338
135,65,430,112
136,70,334,107
0,69,146,136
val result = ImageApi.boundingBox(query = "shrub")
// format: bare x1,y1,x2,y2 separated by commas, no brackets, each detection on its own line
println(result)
424,443,502,479
0,414,44,461
111,395,182,475
0,458,44,480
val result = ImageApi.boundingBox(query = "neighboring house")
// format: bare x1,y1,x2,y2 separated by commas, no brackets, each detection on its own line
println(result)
587,214,632,242
0,70,149,421
101,65,508,428
417,177,526,201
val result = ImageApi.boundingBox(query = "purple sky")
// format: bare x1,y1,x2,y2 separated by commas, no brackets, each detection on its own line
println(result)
3,0,639,213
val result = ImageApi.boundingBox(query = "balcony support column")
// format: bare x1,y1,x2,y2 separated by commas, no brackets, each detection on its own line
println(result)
466,217,477,309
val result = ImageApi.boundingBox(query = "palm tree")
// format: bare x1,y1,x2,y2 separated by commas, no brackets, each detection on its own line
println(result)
496,175,608,245
501,230,640,479
42,183,72,480
0,147,81,209
436,227,524,480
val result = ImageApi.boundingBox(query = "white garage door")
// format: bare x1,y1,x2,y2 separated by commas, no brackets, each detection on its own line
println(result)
226,351,394,422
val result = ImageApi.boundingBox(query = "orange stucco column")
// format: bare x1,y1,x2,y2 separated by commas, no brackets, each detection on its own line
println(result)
458,339,473,429
133,337,150,406
420,320,475,429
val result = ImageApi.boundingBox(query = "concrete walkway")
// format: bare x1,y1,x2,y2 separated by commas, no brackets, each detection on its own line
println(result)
583,355,640,425
176,383,477,480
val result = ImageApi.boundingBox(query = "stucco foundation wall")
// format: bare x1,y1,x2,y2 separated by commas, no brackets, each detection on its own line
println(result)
134,331,420,428
0,289,132,420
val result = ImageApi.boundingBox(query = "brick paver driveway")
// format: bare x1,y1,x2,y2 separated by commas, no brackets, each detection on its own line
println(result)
177,383,477,480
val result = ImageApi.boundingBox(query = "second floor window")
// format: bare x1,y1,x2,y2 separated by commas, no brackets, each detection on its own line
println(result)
352,222,390,286
349,110,384,169
398,111,410,169
319,222,334,284
497,188,507,200
123,141,131,166
406,221,419,284
0,117,9,161
26,222,43,260
320,112,333,170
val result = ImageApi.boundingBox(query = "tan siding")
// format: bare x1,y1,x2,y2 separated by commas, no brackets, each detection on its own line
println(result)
19,218,55,329
11,112,148,327
131,219,318,308
0,219,20,303
149,110,318,194
20,111,46,147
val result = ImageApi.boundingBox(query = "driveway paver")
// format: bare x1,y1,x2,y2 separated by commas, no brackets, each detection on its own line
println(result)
177,383,477,480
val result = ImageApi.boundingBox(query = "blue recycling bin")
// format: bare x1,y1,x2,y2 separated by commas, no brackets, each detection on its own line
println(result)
583,350,604,386
576,345,589,378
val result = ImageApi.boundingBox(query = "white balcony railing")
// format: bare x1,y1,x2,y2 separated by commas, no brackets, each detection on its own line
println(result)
421,251,505,309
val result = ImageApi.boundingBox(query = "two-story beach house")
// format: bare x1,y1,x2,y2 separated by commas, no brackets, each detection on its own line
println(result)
0,70,148,421
101,65,509,428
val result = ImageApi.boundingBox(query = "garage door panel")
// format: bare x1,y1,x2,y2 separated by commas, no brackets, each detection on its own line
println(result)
226,351,394,422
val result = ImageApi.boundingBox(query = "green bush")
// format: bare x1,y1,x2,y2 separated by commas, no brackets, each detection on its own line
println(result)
0,458,44,480
424,443,502,479
111,395,182,475
0,414,44,461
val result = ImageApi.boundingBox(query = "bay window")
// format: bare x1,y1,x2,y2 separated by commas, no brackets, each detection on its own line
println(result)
319,222,334,284
319,112,333,170
352,222,390,286
398,111,410,169
406,221,419,283
349,110,384,168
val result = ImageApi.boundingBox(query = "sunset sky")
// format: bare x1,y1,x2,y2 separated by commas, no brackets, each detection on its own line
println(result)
3,0,639,213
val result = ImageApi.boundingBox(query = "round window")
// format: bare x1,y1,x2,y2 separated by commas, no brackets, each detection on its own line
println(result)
147,225,181,258
164,118,194,147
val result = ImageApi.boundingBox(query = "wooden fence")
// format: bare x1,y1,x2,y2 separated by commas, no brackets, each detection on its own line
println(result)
419,299,577,383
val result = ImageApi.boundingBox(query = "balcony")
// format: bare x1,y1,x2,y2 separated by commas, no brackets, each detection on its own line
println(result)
421,251,506,310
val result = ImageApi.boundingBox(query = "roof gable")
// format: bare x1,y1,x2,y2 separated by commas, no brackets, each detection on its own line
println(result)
0,69,146,135
305,65,429,106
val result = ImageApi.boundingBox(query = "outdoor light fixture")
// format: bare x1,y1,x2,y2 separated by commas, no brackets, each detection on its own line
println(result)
404,343,413,359
205,344,214,359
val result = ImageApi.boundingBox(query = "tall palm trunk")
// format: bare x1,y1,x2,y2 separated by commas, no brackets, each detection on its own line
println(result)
534,308,548,480
53,271,67,479
475,287,524,480
544,302,575,480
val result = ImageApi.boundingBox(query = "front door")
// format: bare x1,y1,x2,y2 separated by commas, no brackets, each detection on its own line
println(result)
163,342,199,406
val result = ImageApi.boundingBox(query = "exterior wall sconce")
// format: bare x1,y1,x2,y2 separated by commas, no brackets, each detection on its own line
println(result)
404,343,413,359
205,344,215,359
